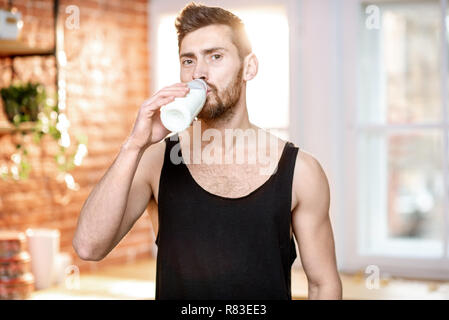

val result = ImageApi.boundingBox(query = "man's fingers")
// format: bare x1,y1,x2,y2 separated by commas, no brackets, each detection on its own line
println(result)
140,83,189,109
171,82,189,87
159,85,190,93
162,83,188,91
141,90,185,107
157,89,190,98
148,96,176,110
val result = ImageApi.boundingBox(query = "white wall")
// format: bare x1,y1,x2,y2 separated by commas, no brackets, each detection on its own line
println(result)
297,0,349,269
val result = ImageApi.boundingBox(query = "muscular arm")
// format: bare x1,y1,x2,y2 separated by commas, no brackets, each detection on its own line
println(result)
73,140,159,261
291,151,342,299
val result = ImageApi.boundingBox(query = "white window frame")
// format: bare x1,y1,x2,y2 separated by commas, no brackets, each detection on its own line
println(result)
342,0,449,280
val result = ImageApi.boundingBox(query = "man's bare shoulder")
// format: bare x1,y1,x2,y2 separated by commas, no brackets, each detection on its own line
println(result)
292,147,330,210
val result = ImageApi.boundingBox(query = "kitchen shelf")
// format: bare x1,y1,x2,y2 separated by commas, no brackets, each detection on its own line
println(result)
0,121,35,135
0,40,54,57
0,0,60,132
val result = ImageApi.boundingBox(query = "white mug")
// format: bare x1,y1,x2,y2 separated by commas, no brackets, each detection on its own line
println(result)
25,228,60,290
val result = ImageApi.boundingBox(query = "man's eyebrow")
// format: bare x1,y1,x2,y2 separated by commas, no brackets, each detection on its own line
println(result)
180,47,227,59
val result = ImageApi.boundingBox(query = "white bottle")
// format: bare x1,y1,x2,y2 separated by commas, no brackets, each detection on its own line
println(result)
160,79,207,132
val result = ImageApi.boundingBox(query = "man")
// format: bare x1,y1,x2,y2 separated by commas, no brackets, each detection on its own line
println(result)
73,2,342,300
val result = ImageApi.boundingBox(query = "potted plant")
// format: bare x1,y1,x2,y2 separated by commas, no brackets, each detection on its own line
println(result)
0,82,88,187
1,82,43,125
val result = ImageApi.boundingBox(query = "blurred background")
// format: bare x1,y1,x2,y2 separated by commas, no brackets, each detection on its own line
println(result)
0,0,448,299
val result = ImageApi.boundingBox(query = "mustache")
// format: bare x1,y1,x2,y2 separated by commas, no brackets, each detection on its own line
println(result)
205,82,218,93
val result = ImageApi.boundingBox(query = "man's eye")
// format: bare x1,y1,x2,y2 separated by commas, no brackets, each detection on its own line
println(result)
182,59,193,65
211,54,222,60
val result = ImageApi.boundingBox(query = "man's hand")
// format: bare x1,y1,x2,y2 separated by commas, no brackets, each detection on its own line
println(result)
126,82,190,151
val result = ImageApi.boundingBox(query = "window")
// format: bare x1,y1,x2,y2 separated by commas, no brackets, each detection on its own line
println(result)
357,0,448,261
151,5,290,140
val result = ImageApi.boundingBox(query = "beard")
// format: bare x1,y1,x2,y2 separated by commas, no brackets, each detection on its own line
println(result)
197,65,244,121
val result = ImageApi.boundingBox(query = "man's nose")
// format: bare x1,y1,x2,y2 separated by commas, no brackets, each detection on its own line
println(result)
192,60,208,81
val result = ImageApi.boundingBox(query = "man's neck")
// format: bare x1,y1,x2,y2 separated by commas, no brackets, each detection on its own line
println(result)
201,94,251,132
184,91,256,151
177,94,281,168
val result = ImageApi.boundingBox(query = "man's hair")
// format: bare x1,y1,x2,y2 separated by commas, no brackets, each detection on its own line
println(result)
175,2,252,60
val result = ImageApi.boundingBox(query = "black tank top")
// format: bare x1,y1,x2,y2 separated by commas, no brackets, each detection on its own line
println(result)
155,133,299,300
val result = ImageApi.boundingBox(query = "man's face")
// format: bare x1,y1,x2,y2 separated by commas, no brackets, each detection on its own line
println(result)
179,24,244,120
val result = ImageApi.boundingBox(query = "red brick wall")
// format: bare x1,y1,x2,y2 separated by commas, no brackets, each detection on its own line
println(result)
0,0,157,272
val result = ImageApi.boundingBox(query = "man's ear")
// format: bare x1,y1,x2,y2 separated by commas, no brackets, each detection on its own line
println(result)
243,52,258,81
